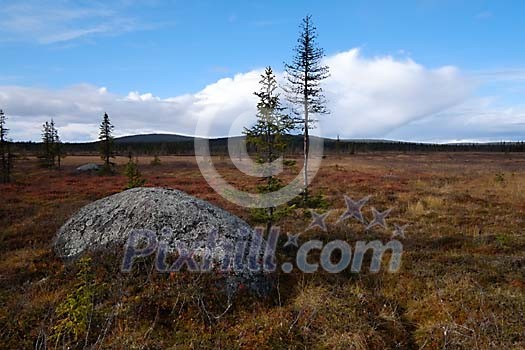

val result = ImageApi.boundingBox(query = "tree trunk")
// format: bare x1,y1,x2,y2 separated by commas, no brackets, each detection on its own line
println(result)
266,207,273,235
1,141,6,183
6,142,11,183
303,94,309,202
105,137,110,168
266,123,274,234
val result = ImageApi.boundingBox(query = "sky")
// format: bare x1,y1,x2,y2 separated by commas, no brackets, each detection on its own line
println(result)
0,0,524,143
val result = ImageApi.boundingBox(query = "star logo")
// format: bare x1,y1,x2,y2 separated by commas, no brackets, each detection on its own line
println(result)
306,210,330,232
391,223,408,239
366,207,392,230
337,195,371,224
283,233,300,248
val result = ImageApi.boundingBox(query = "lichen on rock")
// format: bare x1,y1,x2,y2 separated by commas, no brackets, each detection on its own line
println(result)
54,187,272,295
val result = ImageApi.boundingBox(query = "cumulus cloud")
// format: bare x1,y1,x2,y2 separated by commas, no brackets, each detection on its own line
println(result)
2,48,518,142
0,73,261,141
319,49,471,137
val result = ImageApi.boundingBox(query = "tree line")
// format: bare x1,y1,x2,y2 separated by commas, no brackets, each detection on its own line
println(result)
10,136,525,156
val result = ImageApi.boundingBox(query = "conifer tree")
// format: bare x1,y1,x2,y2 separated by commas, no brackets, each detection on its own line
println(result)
41,121,54,167
0,109,11,183
99,113,114,172
40,119,61,168
244,66,295,232
284,15,329,201
125,156,146,189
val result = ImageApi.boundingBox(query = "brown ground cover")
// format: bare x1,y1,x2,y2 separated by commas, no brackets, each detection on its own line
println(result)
1,153,524,349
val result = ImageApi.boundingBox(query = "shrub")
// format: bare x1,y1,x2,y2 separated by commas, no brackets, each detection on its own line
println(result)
50,257,94,348
495,172,505,185
282,159,296,167
289,191,330,209
150,155,162,166
125,158,146,189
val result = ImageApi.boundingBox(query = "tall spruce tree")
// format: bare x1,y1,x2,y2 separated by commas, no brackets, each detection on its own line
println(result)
284,15,329,201
99,113,114,171
41,121,54,167
244,66,295,233
0,109,10,183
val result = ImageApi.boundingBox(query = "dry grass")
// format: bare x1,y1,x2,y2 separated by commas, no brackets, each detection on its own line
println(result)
407,201,426,217
0,152,524,349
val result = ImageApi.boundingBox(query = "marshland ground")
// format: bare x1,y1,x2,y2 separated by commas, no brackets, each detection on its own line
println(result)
1,152,524,349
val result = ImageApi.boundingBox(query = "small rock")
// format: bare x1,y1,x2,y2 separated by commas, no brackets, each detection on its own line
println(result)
76,163,101,172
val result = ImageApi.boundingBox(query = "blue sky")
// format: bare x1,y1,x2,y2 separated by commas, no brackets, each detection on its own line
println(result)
0,0,524,142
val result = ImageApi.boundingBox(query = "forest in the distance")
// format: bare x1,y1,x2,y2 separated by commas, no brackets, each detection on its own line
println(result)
10,133,525,157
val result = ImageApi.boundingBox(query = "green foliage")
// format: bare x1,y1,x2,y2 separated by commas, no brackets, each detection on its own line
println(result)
244,67,295,231
50,257,94,348
39,119,61,168
250,177,296,225
99,112,115,169
125,157,146,189
244,67,295,164
282,159,296,167
495,172,505,185
284,15,330,201
284,15,330,116
289,191,330,209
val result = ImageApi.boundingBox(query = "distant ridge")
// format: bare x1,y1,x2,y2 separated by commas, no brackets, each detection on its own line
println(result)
113,133,524,145
113,133,403,144
114,133,196,143
11,133,525,155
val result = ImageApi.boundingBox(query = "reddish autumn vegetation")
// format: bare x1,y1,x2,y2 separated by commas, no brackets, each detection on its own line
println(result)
1,153,524,349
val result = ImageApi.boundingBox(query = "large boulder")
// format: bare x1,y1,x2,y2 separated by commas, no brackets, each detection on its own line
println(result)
54,187,272,295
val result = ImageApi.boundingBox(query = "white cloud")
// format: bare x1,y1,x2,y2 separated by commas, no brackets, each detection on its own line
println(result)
0,1,148,44
2,48,521,142
125,91,160,102
0,72,261,141
386,98,525,143
319,49,471,137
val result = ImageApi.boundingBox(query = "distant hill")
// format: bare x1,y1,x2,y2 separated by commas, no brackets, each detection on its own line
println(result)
11,133,525,155
114,133,196,143
114,133,404,144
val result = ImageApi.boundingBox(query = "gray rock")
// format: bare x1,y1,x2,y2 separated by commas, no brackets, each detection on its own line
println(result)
76,163,101,172
54,187,272,295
